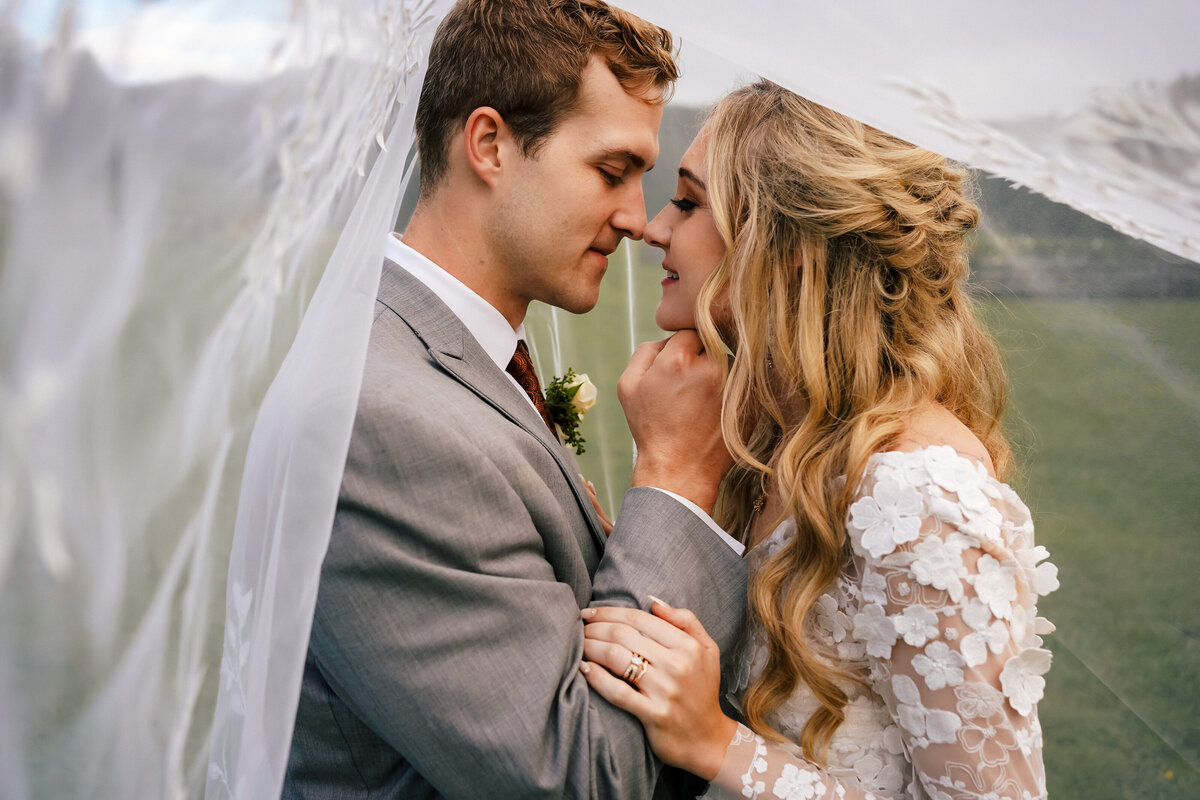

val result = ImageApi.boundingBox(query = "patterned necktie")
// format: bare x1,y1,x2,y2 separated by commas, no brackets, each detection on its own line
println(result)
506,339,557,435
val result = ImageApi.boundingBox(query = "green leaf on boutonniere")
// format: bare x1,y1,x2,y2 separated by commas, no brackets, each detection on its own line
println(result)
545,368,597,455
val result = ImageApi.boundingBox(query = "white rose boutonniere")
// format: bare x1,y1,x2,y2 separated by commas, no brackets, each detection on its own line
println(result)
546,369,596,454
568,373,597,414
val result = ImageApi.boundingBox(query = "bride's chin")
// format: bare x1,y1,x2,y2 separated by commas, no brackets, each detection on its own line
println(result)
653,306,689,332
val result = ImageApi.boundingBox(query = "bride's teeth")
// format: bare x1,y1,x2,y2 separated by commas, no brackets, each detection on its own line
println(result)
666,271,679,279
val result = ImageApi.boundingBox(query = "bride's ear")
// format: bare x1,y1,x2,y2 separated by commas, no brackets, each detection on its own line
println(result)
462,107,509,187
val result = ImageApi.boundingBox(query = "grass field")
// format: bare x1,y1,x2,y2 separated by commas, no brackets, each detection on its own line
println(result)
986,298,1199,799
528,252,1200,798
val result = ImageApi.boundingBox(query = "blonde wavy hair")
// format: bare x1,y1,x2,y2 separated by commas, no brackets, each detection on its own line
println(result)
695,82,1012,761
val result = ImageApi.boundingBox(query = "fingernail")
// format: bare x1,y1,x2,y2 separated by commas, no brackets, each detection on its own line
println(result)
581,608,596,619
648,594,670,608
579,662,591,675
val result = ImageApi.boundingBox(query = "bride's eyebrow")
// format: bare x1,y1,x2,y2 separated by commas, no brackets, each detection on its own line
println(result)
679,166,706,191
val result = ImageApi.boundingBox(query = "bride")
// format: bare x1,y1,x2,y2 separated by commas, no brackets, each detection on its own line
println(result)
580,81,1059,799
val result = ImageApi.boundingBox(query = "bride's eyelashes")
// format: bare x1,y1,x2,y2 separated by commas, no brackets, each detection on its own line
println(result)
670,197,697,212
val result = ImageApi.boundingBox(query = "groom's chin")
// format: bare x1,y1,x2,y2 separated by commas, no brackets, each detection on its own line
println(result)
558,290,602,316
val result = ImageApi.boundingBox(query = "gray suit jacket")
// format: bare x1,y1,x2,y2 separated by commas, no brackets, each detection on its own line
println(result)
284,260,747,799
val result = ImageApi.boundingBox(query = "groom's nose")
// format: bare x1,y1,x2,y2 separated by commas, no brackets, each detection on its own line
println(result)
610,182,648,241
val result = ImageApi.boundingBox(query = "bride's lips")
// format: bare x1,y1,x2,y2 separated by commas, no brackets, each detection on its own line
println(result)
661,264,679,285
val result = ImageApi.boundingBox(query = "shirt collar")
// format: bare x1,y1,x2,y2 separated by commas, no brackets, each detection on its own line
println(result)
385,234,524,371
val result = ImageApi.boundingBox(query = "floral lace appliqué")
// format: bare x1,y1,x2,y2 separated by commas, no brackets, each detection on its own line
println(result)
706,446,1056,800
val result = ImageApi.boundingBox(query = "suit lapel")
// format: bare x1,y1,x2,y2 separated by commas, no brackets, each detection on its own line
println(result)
377,259,607,551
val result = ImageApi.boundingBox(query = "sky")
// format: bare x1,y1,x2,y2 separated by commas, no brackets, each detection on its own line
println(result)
13,1,1199,118
15,0,285,36
13,0,291,83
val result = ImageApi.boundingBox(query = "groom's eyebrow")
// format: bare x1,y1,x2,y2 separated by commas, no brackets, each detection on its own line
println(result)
679,167,705,191
600,148,652,172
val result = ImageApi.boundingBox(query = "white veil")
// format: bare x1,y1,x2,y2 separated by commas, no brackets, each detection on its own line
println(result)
2,0,447,796
1,1,1195,798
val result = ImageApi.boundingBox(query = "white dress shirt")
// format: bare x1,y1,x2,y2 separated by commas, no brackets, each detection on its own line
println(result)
385,234,743,555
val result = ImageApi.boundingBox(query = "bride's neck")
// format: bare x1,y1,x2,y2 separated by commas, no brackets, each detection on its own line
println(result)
766,368,808,429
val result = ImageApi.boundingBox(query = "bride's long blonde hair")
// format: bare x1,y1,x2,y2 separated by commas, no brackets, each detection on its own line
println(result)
696,82,1012,761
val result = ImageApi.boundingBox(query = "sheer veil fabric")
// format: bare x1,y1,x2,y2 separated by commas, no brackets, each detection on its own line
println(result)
619,0,1200,264
0,1,1196,798
1,1,448,797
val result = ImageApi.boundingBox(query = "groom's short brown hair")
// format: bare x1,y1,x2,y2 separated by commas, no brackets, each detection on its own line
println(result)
414,0,678,195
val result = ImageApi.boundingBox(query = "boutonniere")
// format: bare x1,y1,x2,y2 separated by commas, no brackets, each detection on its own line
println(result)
545,368,597,455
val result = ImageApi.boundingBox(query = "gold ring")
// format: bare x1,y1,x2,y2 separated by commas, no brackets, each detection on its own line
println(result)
622,651,650,687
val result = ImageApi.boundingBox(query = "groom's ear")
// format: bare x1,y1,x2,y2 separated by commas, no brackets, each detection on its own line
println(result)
462,107,508,188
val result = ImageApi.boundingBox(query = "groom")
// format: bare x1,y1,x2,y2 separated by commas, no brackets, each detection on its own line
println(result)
284,1,746,798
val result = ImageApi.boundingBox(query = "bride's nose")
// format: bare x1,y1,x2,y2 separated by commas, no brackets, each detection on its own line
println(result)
643,205,671,251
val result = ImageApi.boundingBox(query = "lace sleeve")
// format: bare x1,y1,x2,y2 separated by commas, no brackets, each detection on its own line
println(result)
846,447,1058,799
702,447,1058,800
702,722,873,800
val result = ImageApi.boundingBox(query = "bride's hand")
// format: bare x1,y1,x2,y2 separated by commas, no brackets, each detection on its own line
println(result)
580,598,737,780
581,476,614,536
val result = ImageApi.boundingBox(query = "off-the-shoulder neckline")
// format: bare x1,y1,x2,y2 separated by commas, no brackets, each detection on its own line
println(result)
868,444,1005,486
746,444,1019,555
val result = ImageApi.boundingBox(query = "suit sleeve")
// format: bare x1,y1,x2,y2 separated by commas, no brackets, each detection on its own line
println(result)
307,396,746,800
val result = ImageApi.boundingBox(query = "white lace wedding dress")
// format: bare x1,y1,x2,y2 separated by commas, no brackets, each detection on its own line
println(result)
704,445,1059,800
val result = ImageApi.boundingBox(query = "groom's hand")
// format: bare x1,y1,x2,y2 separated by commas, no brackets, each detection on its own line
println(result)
619,330,731,514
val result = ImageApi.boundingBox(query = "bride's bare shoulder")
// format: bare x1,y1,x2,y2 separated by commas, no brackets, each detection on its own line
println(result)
890,403,997,479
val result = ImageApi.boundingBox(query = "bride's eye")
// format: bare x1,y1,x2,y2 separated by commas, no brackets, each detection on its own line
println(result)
670,197,697,212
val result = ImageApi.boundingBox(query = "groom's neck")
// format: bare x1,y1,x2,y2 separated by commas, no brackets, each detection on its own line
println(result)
403,200,528,330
